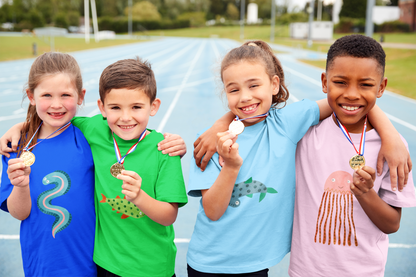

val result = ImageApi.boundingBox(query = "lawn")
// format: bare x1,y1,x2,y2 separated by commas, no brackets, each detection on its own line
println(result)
0,35,145,61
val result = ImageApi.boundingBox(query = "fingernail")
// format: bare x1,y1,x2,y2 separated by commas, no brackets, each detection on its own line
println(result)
162,150,166,154
392,187,397,191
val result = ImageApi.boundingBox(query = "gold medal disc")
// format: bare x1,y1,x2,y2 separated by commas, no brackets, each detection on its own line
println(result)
20,151,35,166
229,120,245,135
110,163,125,178
349,154,365,170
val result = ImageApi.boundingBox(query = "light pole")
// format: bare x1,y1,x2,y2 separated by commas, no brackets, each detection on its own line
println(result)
270,0,276,42
240,0,245,40
307,0,315,47
128,0,132,37
365,0,375,37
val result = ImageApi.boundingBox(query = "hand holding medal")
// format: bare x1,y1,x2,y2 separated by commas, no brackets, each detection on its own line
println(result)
111,129,147,178
216,131,243,169
334,113,367,170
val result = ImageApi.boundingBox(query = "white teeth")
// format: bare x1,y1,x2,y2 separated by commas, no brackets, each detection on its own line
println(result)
342,106,359,111
120,125,134,129
242,105,257,111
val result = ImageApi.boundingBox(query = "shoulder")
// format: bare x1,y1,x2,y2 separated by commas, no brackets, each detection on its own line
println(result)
145,129,165,144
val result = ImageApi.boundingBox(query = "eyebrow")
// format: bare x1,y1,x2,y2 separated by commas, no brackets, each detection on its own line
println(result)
332,75,376,81
225,78,261,88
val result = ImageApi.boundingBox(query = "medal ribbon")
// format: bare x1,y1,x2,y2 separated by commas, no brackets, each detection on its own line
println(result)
333,113,367,156
112,129,147,165
23,121,72,152
235,112,269,122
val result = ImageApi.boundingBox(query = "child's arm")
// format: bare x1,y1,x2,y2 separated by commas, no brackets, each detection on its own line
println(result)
158,133,186,158
0,123,24,157
201,131,242,221
352,166,401,234
368,105,412,192
117,170,178,226
6,158,32,220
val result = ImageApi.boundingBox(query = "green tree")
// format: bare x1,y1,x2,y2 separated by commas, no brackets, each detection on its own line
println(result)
28,9,45,28
125,1,162,21
54,12,69,28
177,11,206,27
226,2,239,20
339,0,366,19
37,0,54,24
68,11,81,26
101,0,120,17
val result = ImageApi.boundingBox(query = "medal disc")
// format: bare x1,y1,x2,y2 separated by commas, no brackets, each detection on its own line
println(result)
349,154,365,170
229,120,245,135
20,151,35,166
110,163,125,178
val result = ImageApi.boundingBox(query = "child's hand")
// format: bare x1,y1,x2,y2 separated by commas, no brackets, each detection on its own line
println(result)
118,170,142,203
158,133,186,158
216,131,242,169
7,158,31,187
0,125,22,157
351,166,376,197
194,127,219,171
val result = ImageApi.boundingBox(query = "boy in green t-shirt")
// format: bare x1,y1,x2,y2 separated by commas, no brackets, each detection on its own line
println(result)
73,57,188,277
0,57,188,276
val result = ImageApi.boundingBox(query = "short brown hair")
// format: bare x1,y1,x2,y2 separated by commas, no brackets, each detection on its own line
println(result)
99,57,157,103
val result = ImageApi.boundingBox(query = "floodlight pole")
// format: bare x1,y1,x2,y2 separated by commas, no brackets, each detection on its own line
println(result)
91,0,100,42
317,0,322,21
270,0,276,42
240,0,245,40
128,0,133,36
365,0,375,37
307,0,315,47
84,0,89,43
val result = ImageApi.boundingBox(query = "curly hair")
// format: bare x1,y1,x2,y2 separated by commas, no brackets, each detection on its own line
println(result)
326,34,385,75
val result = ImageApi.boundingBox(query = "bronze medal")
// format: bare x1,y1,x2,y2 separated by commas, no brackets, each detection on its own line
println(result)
349,154,365,170
20,151,35,166
229,120,245,135
110,163,125,178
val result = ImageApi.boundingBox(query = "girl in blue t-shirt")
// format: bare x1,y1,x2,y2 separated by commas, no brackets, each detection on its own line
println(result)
0,52,97,276
187,41,410,276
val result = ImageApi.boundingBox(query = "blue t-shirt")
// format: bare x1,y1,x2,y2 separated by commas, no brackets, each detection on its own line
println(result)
0,125,96,277
187,100,320,273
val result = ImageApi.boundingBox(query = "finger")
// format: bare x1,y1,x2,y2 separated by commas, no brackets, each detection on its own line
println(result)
0,146,13,157
396,165,405,192
159,142,178,152
389,168,398,191
376,153,385,176
403,163,409,187
200,149,215,171
11,134,20,151
119,170,141,180
163,132,172,139
408,155,413,173
361,166,376,181
194,144,204,168
193,136,201,150
219,155,224,167
168,150,186,157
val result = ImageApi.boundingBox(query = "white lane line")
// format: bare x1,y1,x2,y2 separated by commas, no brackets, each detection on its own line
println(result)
0,113,26,122
0,235,414,248
211,39,221,61
384,90,416,105
12,108,26,115
157,40,207,133
158,77,214,93
154,42,197,71
284,66,416,133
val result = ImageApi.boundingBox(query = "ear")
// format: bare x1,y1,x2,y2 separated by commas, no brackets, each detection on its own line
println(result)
77,89,86,105
27,89,36,106
97,99,107,118
321,72,328,94
271,75,280,95
150,98,161,116
377,77,387,98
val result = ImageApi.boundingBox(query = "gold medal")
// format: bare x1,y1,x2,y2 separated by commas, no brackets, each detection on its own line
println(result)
110,163,125,178
20,151,35,166
229,120,245,135
349,154,365,170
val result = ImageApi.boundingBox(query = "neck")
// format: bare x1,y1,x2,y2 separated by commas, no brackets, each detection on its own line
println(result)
331,114,373,134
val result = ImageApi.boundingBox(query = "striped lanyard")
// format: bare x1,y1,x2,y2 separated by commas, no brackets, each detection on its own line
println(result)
112,129,147,165
23,121,72,152
333,113,367,157
234,112,269,122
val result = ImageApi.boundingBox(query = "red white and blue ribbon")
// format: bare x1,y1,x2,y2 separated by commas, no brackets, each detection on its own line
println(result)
235,112,269,122
112,129,147,165
333,113,367,156
24,121,72,152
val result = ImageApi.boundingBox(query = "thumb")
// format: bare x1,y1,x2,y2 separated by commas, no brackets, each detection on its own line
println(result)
219,155,225,167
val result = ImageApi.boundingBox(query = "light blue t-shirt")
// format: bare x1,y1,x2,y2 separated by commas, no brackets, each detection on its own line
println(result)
187,100,320,274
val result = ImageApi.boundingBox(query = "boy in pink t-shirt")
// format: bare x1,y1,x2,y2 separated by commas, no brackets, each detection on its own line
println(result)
289,35,416,277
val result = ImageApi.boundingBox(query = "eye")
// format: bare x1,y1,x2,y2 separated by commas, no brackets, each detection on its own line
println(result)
110,106,120,110
250,84,258,88
347,180,351,184
333,81,345,85
133,106,142,109
332,178,336,182
361,83,374,87
62,93,72,97
42,93,52,97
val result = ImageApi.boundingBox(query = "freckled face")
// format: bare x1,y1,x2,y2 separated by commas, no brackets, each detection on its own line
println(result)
322,56,386,133
222,61,279,126
97,88,160,140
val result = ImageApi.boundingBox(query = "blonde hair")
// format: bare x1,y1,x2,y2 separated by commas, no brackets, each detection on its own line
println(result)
221,40,289,107
17,52,83,156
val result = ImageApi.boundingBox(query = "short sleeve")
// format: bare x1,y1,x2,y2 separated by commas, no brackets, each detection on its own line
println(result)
271,99,319,143
187,153,222,197
379,166,416,208
154,153,188,207
0,151,17,212
71,116,91,134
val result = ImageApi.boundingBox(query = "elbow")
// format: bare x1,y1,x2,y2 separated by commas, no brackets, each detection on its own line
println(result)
206,212,221,221
382,222,400,234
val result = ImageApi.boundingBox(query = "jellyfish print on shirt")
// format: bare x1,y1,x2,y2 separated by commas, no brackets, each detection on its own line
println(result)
314,171,358,247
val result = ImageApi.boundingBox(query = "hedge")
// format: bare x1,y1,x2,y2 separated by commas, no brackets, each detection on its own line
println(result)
98,17,190,33
335,17,410,33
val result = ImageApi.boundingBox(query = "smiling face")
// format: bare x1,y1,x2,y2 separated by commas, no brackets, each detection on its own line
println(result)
98,88,160,140
222,61,279,126
28,73,84,138
322,56,387,133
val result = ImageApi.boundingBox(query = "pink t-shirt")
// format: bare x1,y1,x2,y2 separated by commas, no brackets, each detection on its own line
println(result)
289,116,416,277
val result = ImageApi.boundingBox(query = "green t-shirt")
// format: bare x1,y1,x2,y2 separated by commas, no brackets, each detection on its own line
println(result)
72,115,188,277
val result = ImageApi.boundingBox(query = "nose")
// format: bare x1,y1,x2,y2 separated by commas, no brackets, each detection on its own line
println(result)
344,85,360,100
120,109,132,122
240,88,253,103
51,97,62,108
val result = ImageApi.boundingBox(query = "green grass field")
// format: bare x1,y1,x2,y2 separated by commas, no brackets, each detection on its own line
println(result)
1,25,415,99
